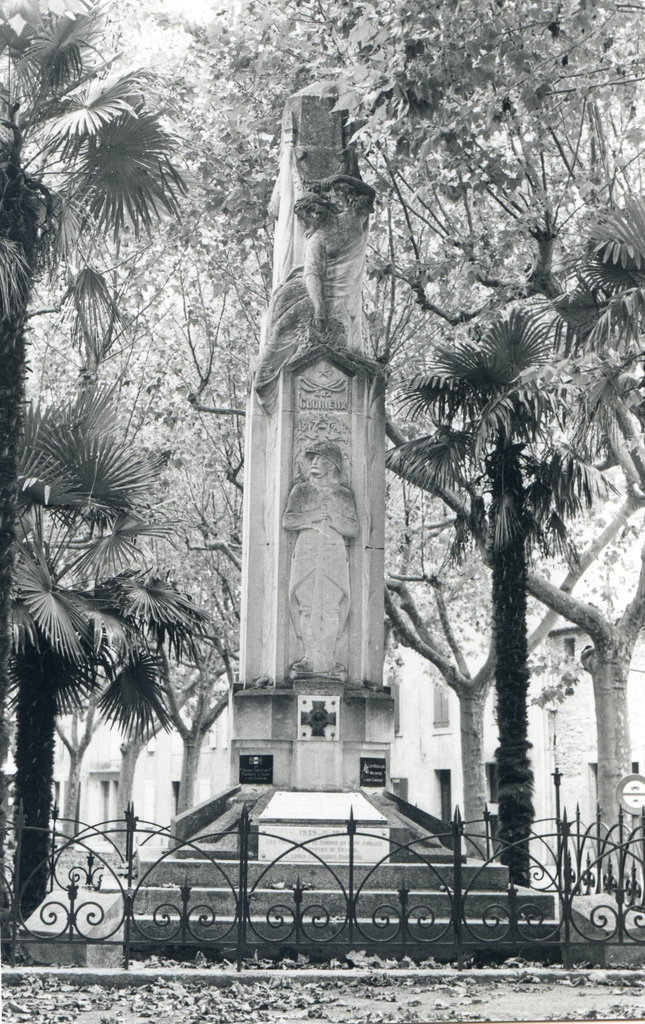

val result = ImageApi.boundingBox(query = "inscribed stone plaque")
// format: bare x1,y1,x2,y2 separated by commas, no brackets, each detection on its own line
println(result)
258,826,390,864
360,757,386,787
257,792,389,862
239,754,274,784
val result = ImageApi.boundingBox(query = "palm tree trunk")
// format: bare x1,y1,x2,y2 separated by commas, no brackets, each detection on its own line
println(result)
0,317,25,863
0,122,41,863
490,446,535,887
13,644,57,915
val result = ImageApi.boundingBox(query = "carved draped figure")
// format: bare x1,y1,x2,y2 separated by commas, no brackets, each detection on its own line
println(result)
283,478,359,677
255,175,374,412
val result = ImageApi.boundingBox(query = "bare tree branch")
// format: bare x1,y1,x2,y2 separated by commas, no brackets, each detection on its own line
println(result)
185,537,242,571
620,539,645,640
430,578,472,680
526,572,613,648
384,584,463,689
187,398,246,417
201,695,228,734
528,492,644,652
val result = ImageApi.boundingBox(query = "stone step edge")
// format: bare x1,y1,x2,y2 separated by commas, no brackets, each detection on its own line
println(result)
109,886,555,899
3,967,642,988
19,913,562,934
137,855,498,867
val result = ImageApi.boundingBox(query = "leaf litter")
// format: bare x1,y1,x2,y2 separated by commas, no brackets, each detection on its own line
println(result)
3,957,645,1023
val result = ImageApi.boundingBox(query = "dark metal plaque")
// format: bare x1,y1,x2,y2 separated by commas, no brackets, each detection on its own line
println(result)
360,757,386,787
239,754,274,784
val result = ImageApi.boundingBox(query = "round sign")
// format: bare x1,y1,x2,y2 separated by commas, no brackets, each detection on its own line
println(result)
616,774,645,814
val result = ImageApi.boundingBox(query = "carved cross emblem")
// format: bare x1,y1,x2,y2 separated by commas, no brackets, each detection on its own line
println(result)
300,700,336,737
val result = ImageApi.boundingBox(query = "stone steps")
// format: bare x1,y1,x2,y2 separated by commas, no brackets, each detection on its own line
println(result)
137,854,510,891
126,884,557,920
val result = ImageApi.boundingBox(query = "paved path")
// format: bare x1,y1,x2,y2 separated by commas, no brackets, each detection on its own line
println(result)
3,967,645,1022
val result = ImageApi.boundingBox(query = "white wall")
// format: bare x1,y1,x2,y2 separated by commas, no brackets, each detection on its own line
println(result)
389,630,645,828
52,707,232,829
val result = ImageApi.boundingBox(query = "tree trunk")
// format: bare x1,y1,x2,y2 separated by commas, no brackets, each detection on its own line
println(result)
0,121,40,862
117,736,146,819
177,737,202,816
0,317,25,866
490,447,534,887
13,644,58,914
459,687,488,825
115,735,146,854
62,751,83,837
583,641,632,823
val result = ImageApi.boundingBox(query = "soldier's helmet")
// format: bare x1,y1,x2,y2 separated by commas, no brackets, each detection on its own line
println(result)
305,442,343,474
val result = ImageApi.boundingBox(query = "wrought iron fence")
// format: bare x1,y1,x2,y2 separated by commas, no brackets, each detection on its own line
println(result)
2,799,645,970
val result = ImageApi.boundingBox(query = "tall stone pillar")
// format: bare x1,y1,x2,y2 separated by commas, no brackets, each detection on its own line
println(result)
233,83,393,793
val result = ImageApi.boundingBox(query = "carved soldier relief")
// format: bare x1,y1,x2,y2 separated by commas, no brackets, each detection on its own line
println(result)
283,441,358,679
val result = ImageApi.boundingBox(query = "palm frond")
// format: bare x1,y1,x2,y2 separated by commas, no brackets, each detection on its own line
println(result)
476,384,557,455
98,650,171,737
109,571,208,659
48,193,84,263
79,111,186,239
65,265,123,359
478,309,552,379
39,428,162,521
589,198,645,273
400,370,483,426
0,237,31,318
385,430,474,494
18,442,71,508
85,604,129,656
73,514,174,578
552,280,600,354
490,489,522,551
28,12,97,92
524,447,614,526
25,388,116,449
587,287,645,352
402,310,552,431
10,599,38,653
14,548,93,663
47,68,145,140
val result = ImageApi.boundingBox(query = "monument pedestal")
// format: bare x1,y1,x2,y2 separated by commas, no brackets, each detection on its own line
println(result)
232,683,393,791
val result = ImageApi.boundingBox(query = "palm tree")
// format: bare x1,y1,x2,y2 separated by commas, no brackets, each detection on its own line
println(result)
12,390,206,912
0,4,186,836
387,311,600,884
523,197,645,819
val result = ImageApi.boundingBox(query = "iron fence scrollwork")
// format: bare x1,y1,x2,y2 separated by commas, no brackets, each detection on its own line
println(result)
3,775,645,970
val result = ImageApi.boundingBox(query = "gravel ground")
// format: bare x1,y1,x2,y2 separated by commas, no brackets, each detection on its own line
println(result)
4,970,645,1022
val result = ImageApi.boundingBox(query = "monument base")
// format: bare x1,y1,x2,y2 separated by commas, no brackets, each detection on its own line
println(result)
232,685,394,792
257,790,390,863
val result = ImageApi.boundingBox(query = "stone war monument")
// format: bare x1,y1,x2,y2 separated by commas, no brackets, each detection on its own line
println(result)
19,86,499,970
234,81,393,795
164,83,450,868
